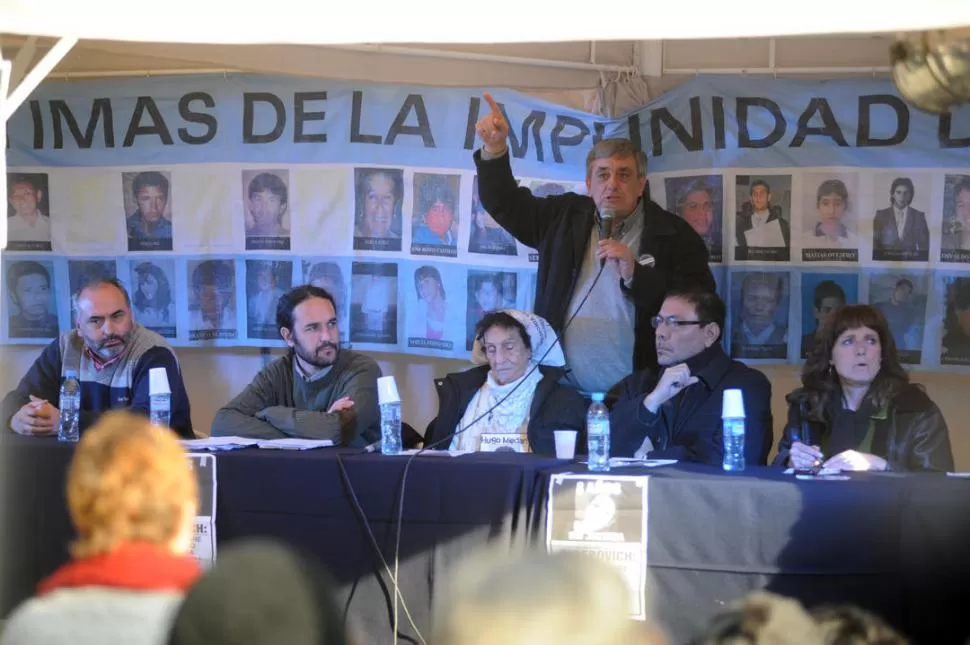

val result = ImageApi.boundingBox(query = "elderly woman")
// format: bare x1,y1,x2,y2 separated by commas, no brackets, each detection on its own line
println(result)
424,309,586,455
0,411,201,645
774,304,953,472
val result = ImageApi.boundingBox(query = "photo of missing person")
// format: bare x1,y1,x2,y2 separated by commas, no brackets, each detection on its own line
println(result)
729,270,790,360
872,174,931,262
468,175,517,256
130,260,176,338
465,270,518,351
304,260,349,346
799,273,858,358
242,169,291,251
941,277,970,365
6,173,52,252
350,262,398,345
734,175,792,262
800,173,860,262
123,171,173,252
941,174,970,263
246,260,293,340
4,259,59,339
665,175,723,263
188,259,237,341
868,273,928,365
407,265,458,352
353,167,403,252
68,260,117,327
411,173,460,258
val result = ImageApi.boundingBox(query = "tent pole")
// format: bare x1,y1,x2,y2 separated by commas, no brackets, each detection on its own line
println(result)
10,35,39,88
329,44,638,74
661,64,891,75
1,36,77,122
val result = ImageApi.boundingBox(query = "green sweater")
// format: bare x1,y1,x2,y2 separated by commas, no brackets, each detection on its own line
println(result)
210,349,382,447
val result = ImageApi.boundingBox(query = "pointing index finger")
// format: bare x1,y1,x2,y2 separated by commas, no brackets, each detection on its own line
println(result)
483,93,502,118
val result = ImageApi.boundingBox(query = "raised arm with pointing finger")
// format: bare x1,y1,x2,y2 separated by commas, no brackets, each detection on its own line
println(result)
471,92,715,389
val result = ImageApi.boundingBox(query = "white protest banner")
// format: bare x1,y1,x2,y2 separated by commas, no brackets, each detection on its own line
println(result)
545,473,649,620
187,453,217,570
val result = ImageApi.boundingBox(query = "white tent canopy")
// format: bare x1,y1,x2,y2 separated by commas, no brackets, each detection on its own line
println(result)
3,0,970,44
1,3,968,119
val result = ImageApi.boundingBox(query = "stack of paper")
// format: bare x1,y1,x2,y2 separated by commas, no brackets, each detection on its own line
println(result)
180,436,334,451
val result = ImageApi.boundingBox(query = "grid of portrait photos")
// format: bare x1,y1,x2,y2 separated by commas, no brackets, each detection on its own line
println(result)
4,165,970,370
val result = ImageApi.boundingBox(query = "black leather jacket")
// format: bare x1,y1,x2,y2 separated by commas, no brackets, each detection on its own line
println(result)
773,383,954,472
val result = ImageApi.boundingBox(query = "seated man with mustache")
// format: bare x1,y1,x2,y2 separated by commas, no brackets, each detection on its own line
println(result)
608,288,774,465
211,285,382,448
1,277,194,438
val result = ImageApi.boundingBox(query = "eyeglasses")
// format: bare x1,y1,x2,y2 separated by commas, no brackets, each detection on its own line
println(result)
650,316,710,330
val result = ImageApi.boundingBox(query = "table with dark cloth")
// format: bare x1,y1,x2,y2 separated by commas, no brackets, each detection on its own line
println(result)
4,435,970,645
0,435,563,645
533,462,970,645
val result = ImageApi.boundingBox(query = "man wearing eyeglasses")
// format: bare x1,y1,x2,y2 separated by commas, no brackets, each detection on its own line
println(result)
608,288,774,465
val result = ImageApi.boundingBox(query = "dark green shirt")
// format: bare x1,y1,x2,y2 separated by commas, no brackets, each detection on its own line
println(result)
210,349,382,447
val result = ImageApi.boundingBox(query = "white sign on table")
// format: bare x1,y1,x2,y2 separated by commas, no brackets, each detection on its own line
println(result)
187,453,217,570
545,473,649,620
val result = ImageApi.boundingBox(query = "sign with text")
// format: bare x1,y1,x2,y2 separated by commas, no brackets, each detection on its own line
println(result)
188,453,217,569
545,473,649,620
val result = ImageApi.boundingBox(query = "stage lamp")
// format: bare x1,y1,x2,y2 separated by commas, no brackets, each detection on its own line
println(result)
890,30,970,114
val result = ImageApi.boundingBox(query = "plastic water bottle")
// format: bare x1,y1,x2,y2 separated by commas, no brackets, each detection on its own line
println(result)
148,367,172,429
150,393,171,428
721,389,746,472
586,392,611,472
377,376,402,456
380,402,402,455
57,370,81,443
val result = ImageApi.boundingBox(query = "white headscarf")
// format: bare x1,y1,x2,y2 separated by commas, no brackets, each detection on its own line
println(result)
470,309,566,368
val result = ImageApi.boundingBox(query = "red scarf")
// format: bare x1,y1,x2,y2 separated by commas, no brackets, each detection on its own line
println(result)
37,541,201,596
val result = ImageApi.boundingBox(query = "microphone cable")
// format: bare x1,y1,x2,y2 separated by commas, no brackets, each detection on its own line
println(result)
336,205,616,645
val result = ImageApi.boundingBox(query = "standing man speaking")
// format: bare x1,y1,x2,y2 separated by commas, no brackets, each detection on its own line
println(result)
473,93,715,401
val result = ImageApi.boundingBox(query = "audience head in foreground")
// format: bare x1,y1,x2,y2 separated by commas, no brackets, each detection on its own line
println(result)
689,591,824,645
810,604,911,645
167,539,349,645
0,411,201,645
433,545,666,645
775,304,954,472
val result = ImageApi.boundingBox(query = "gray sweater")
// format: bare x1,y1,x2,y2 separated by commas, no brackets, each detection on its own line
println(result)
0,587,184,645
210,349,382,447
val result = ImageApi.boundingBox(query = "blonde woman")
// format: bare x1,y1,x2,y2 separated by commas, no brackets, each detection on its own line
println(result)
1,411,201,645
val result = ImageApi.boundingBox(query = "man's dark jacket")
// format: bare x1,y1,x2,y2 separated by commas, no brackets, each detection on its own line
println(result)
608,343,774,465
424,364,587,456
473,149,715,372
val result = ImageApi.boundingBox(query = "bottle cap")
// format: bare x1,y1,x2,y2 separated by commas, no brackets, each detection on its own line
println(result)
591,392,605,402
377,376,401,404
722,389,745,419
64,369,78,378
149,367,172,395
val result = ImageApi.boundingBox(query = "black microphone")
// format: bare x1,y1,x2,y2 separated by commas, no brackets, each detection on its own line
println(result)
599,208,615,268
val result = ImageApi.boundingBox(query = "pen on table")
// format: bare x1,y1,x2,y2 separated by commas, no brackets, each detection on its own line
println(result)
789,426,823,469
